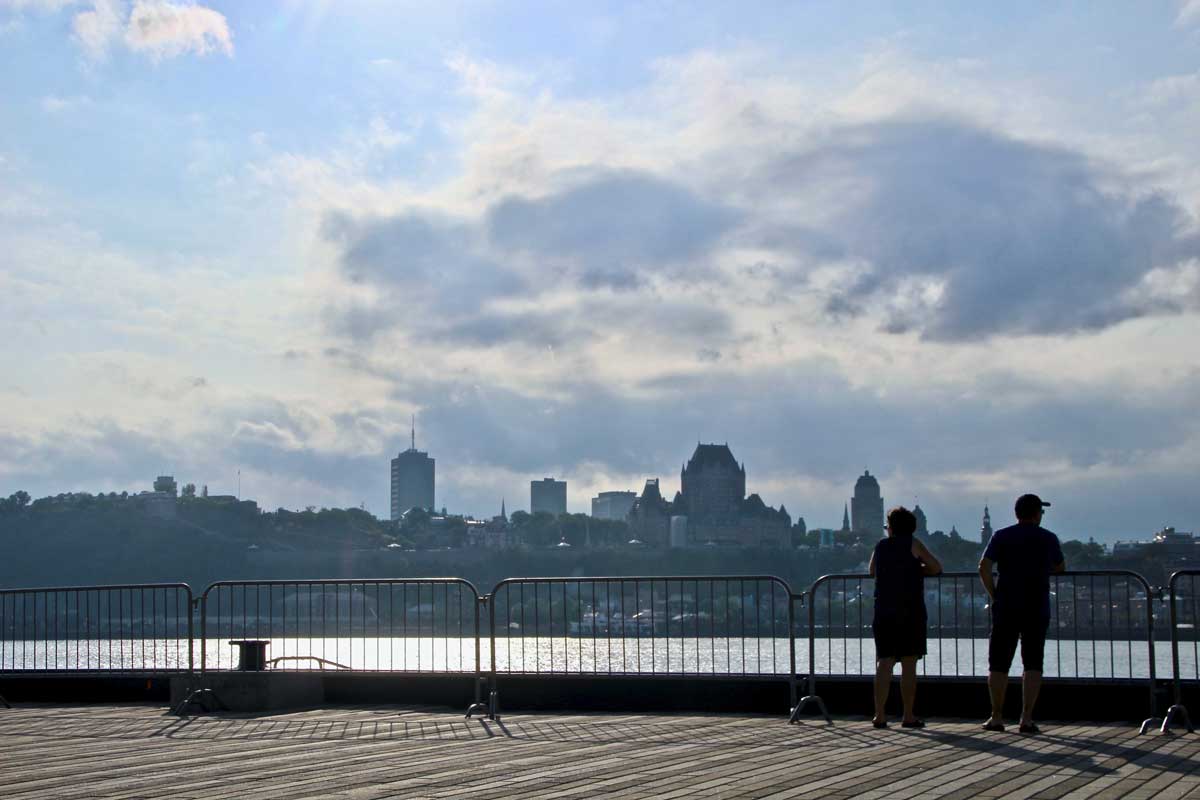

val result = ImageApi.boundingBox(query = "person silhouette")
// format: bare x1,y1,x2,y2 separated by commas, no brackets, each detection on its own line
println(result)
868,506,943,728
979,493,1066,734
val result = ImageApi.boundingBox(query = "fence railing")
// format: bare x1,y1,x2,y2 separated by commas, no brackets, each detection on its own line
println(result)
0,569,1196,731
198,579,482,676
800,570,1156,677
0,583,193,674
484,576,797,716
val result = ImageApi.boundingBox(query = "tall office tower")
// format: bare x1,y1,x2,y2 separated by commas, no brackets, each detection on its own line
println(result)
851,470,885,539
390,419,435,520
591,490,636,520
531,478,567,516
980,505,993,547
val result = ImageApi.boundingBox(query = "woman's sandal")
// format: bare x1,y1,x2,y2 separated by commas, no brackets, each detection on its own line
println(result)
1018,723,1041,735
872,720,888,729
901,719,925,729
981,720,1006,732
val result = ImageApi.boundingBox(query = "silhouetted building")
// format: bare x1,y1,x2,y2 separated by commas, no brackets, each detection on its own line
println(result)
628,478,672,546
627,444,790,547
390,423,434,520
914,504,929,537
980,505,993,547
841,504,851,533
467,500,512,549
591,490,636,521
1115,527,1198,564
531,478,567,516
851,470,884,539
676,443,790,547
153,475,178,496
678,444,745,526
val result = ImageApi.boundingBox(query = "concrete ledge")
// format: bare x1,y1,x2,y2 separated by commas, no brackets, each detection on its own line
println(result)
4,672,1194,723
169,672,324,712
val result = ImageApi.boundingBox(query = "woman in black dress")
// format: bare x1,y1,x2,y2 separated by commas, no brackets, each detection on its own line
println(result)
868,506,942,728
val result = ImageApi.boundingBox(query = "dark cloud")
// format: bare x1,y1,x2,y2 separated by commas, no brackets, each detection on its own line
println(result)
320,169,739,345
320,209,525,341
427,310,581,349
0,421,180,498
486,169,739,278
767,118,1200,339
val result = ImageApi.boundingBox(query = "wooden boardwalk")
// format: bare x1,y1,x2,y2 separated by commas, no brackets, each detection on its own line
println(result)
1,704,1198,799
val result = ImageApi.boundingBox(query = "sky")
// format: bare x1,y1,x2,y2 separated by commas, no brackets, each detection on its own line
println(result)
2,1,1200,542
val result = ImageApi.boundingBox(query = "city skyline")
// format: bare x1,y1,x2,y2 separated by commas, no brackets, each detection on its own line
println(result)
3,3,1200,542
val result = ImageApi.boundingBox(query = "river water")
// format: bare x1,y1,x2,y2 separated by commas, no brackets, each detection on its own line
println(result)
2,636,1196,680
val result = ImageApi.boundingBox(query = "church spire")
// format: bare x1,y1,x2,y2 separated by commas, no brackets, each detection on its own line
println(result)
501,498,507,520
980,504,993,547
841,503,851,532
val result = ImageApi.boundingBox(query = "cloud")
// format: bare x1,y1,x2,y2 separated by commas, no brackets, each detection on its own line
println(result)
65,0,231,61
40,94,91,113
764,118,1200,339
324,118,1200,348
123,0,232,60
485,170,739,284
71,0,121,60
1178,0,1200,28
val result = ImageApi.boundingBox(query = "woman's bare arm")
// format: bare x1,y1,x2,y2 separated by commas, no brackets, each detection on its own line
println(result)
912,538,943,576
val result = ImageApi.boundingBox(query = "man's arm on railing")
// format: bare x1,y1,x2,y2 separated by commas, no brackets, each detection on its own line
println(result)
1052,559,1066,574
979,557,996,600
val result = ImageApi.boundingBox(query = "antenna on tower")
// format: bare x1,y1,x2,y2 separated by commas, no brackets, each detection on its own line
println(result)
411,414,415,450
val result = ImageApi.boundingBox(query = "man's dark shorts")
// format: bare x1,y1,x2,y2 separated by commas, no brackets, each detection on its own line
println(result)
988,613,1050,673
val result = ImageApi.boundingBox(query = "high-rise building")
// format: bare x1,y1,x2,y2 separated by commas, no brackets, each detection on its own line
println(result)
851,470,884,539
980,505,993,547
531,478,567,516
591,490,636,520
390,420,435,520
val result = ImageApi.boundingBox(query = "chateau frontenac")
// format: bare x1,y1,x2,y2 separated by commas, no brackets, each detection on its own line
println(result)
626,443,792,547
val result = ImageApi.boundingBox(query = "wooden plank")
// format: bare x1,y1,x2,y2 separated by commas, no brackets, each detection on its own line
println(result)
2,707,1198,800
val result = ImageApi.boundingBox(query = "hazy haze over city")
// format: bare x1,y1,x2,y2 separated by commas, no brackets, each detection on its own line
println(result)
3,1,1200,541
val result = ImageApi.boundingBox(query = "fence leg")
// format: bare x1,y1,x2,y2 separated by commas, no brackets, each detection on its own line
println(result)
465,676,490,719
1159,704,1194,735
789,683,831,724
171,678,226,716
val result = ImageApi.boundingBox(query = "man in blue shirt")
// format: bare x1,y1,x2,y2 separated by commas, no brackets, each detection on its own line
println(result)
978,494,1066,735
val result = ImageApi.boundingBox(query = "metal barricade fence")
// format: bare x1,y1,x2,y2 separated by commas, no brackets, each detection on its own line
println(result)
1156,570,1198,733
791,570,1158,723
199,579,483,678
0,584,194,674
484,575,797,719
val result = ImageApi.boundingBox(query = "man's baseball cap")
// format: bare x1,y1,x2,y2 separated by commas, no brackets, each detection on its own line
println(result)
1015,494,1051,518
